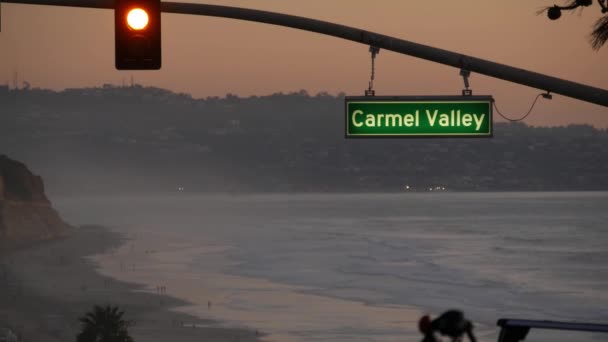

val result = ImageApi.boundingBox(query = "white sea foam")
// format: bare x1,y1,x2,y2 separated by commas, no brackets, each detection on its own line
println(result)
56,192,608,342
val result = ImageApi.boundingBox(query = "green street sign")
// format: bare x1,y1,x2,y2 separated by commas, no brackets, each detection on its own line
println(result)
345,96,493,138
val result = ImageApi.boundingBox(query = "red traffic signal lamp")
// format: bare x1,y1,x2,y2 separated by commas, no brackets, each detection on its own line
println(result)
115,0,161,70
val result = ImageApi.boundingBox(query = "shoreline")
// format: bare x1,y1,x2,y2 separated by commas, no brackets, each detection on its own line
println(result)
0,225,263,342
89,224,426,342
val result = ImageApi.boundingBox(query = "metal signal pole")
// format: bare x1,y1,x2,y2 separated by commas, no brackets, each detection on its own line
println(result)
4,0,608,107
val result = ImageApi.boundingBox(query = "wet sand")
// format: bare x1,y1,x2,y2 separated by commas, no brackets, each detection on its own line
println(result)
0,226,262,342
92,228,425,342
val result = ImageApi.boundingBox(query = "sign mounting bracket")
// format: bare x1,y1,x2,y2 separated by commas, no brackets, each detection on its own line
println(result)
460,69,472,96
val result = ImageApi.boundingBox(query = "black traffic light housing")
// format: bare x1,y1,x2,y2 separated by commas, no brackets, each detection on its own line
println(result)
115,0,161,70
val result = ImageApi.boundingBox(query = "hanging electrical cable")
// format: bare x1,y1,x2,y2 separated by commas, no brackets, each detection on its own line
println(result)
457,69,552,122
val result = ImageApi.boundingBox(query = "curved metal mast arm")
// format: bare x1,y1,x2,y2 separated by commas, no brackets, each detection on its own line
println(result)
4,0,608,107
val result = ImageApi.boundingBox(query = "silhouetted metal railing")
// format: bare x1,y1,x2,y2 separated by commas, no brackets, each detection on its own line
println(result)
497,318,608,342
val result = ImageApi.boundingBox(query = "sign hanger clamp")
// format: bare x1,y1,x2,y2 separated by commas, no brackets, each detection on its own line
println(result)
460,69,472,96
365,46,380,97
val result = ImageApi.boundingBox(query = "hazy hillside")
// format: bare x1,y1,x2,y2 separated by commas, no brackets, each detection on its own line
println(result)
0,155,70,247
1,85,607,194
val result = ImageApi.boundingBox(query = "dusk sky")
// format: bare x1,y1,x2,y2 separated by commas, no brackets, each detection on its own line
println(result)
1,0,607,127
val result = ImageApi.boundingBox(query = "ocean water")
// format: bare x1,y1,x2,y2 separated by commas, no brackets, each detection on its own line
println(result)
55,192,608,342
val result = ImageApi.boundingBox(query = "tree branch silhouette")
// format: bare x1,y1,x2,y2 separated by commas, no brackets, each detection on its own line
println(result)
539,0,608,50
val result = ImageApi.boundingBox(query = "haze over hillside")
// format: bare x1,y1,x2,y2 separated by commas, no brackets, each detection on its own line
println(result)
0,155,70,247
1,85,607,194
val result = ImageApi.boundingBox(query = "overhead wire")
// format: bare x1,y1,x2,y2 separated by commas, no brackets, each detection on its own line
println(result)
492,93,547,122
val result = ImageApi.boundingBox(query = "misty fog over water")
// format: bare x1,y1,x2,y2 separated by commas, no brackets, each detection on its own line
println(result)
4,86,607,341
55,192,608,342
3,2,608,339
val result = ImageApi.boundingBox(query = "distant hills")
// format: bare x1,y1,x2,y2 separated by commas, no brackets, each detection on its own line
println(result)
1,85,607,194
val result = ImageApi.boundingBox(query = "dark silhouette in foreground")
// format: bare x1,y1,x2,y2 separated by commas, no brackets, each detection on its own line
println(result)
77,305,134,342
419,310,608,342
419,310,477,342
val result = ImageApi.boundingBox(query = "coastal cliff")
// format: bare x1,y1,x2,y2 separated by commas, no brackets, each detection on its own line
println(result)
0,155,70,246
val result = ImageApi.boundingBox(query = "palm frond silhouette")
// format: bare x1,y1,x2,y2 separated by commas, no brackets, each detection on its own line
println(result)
77,305,134,342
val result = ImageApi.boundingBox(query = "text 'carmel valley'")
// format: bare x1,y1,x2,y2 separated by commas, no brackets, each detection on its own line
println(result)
351,110,487,131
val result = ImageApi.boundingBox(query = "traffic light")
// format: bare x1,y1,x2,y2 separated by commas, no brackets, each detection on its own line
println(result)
115,0,161,70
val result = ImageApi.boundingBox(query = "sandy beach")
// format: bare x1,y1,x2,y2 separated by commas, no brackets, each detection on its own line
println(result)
90,228,424,342
0,225,262,342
